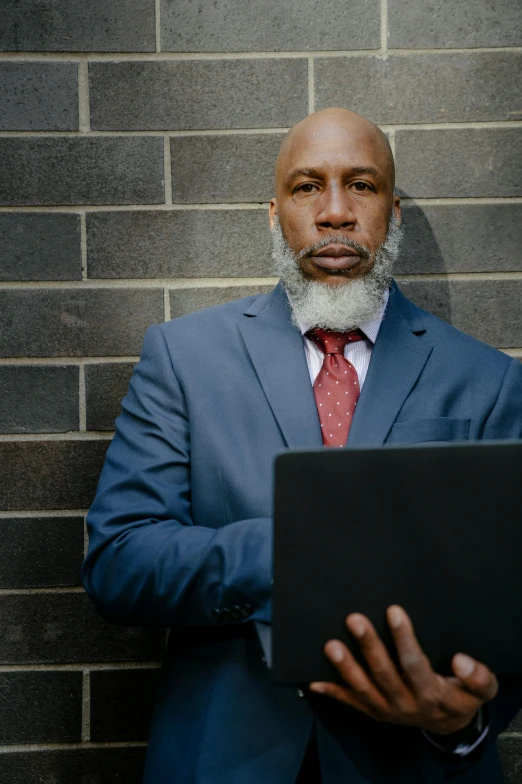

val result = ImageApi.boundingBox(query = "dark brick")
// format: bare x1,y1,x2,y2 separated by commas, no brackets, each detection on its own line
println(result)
499,734,522,784
388,0,522,48
507,710,522,732
0,137,164,206
0,440,108,511
0,747,147,784
0,365,79,433
170,284,274,318
0,63,78,130
397,204,522,275
160,0,380,51
0,593,165,664
398,279,522,349
0,0,155,52
171,135,281,203
0,213,81,281
315,53,522,124
395,129,522,198
85,363,135,431
0,288,163,357
0,671,81,743
91,668,160,741
0,516,84,589
89,60,307,130
87,210,272,278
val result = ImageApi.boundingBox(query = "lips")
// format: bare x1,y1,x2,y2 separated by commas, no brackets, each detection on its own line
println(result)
311,244,361,271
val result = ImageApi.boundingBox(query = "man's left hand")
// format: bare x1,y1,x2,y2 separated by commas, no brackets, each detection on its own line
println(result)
309,605,498,735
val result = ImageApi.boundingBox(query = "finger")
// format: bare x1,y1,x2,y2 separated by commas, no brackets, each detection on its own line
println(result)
309,680,384,721
322,639,390,713
387,606,435,693
346,613,408,702
452,654,499,702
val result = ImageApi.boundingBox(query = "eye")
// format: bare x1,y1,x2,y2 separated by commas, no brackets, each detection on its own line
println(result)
351,181,373,192
294,182,318,194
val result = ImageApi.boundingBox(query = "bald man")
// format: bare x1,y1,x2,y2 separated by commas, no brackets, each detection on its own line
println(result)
84,108,522,784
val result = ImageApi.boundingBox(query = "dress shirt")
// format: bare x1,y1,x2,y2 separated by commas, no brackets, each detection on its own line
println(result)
296,288,488,758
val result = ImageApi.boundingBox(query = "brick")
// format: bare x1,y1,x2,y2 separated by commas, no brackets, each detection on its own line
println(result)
170,285,274,318
0,0,155,52
315,53,522,124
89,61,307,130
87,210,272,278
507,710,522,732
90,668,159,741
499,734,522,784
160,0,380,52
397,204,522,275
85,363,135,431
388,0,522,48
0,440,108,511
395,129,522,198
397,279,522,349
0,671,81,743
0,63,78,131
0,365,79,433
0,289,163,357
0,138,164,206
0,593,165,664
0,747,147,784
0,213,81,281
0,516,83,589
171,135,282,203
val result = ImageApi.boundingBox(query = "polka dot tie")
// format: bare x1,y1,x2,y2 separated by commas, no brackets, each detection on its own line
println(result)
307,328,365,448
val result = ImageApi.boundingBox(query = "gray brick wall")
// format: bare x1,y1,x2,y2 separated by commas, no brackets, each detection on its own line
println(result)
0,1,520,781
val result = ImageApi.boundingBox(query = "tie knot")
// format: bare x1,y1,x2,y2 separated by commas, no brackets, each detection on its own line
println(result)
307,327,365,355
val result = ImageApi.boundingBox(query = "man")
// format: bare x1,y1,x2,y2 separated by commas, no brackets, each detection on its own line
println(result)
83,108,522,783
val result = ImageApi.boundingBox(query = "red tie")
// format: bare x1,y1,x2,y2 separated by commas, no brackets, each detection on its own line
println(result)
307,328,365,448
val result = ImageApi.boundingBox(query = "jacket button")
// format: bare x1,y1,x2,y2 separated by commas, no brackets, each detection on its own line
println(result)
211,608,223,622
221,608,234,622
231,605,244,621
239,604,252,619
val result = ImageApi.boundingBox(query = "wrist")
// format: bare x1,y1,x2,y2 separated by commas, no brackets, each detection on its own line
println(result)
424,706,487,753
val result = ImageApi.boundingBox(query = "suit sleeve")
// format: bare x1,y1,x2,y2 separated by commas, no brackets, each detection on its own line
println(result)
481,357,522,439
82,324,272,628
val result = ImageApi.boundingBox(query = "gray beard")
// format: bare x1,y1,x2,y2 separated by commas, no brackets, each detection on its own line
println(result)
271,213,404,331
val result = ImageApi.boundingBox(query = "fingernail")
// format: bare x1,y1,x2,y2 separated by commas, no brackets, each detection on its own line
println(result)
454,653,476,678
326,641,345,663
349,616,365,637
309,683,325,693
388,606,403,629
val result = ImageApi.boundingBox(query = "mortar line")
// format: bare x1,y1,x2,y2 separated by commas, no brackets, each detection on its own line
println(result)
78,363,87,431
0,662,162,672
380,0,388,53
155,0,162,52
0,509,88,518
0,741,148,753
388,128,396,158
0,432,113,442
77,61,90,132
81,671,91,742
163,137,172,205
163,287,171,322
84,515,89,558
0,47,520,61
307,58,315,114
80,212,88,279
0,357,139,366
0,586,85,595
504,348,522,358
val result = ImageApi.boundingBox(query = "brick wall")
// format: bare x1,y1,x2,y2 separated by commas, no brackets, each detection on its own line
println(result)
0,1,521,781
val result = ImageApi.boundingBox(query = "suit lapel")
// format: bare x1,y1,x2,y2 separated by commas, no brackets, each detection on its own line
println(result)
238,284,323,448
348,285,433,446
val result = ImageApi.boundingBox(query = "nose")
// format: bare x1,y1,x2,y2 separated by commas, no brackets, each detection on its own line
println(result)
315,184,356,230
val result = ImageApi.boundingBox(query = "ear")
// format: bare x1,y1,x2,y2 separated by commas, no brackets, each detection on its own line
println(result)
269,198,278,229
393,196,401,227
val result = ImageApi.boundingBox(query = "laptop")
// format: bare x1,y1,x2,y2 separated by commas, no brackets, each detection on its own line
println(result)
259,441,522,683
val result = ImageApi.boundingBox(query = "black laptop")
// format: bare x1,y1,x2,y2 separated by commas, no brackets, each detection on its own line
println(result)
259,441,522,683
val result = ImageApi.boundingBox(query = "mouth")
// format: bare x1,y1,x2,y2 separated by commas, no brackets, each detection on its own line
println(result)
311,245,362,272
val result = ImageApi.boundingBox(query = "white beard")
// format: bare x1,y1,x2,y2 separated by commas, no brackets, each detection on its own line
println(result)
271,213,403,331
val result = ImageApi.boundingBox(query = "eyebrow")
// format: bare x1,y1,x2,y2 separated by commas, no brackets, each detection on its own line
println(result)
285,165,380,186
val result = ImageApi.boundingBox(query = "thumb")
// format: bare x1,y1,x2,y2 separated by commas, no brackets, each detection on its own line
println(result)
452,653,498,702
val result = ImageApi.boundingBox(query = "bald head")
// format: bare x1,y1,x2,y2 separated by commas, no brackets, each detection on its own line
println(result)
275,107,395,192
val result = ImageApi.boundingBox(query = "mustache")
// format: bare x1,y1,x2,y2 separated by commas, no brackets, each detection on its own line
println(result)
297,235,371,261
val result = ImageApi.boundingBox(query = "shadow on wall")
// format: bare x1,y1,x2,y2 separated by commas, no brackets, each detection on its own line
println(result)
396,194,452,326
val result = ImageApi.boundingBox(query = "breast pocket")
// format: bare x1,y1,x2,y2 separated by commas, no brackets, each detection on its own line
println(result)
389,417,471,445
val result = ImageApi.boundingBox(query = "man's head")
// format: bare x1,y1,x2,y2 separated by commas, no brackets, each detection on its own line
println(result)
269,107,403,330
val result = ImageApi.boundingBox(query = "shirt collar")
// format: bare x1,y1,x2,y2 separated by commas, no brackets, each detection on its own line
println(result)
298,289,389,345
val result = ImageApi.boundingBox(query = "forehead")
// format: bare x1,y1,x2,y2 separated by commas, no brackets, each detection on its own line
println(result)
277,121,392,183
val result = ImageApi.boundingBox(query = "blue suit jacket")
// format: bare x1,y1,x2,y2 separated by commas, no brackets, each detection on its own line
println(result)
83,283,522,784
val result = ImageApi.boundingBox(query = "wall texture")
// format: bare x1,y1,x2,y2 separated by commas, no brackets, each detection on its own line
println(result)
0,1,521,781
